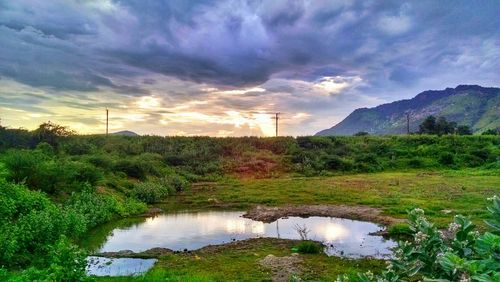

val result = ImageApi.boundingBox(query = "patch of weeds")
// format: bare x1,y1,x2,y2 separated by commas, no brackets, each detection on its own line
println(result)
294,241,323,254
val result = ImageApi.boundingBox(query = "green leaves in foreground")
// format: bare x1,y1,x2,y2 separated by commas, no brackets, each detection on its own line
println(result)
338,196,500,282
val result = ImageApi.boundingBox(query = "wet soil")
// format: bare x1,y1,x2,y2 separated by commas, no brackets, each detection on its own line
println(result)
243,204,403,226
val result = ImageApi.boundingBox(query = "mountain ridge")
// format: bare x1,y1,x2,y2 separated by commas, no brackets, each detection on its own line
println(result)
112,130,139,136
316,85,500,135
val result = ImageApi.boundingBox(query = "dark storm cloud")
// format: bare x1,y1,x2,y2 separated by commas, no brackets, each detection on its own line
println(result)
0,0,499,136
1,0,499,90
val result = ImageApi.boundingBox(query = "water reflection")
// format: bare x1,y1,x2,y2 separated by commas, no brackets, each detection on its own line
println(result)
86,256,156,277
97,211,396,259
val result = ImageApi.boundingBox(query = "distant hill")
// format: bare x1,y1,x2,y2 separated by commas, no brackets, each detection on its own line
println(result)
316,85,500,136
112,130,139,136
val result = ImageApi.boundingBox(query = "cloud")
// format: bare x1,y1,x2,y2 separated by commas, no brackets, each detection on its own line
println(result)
0,0,499,135
377,4,412,36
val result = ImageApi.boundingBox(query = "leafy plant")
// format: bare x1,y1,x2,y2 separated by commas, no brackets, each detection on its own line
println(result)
295,241,323,254
132,181,172,204
338,196,500,282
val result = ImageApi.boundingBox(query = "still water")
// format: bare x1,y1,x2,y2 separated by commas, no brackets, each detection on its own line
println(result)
96,211,396,259
86,256,157,276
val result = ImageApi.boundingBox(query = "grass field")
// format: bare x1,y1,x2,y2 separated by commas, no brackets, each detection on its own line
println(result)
93,169,499,281
1,129,498,281
162,170,499,228
97,239,384,282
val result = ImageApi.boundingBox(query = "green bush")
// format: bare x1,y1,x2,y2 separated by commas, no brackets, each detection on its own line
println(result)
15,236,89,282
114,159,147,179
387,223,412,236
0,180,86,268
132,181,172,204
2,149,48,184
61,139,94,155
438,152,455,165
84,154,114,170
158,174,189,192
2,149,102,194
341,197,500,282
324,155,353,171
295,241,323,254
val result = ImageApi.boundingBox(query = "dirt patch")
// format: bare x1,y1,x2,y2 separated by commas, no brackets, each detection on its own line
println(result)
196,238,296,254
259,254,302,282
243,204,403,226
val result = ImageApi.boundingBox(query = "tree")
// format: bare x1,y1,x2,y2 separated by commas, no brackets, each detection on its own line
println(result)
354,131,369,136
456,125,472,135
418,116,437,134
33,122,75,147
482,128,499,135
418,116,469,135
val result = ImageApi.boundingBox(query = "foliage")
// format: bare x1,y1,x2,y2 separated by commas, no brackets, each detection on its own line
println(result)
354,131,370,136
131,181,172,204
457,125,472,135
339,197,500,282
2,147,102,194
0,174,145,277
295,241,323,254
1,124,500,180
0,180,86,268
418,115,472,135
482,128,499,136
33,122,75,148
20,236,89,282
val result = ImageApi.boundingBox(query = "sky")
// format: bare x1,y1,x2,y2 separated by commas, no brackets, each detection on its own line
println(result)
0,0,499,136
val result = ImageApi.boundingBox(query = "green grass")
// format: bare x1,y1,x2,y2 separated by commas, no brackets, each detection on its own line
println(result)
162,170,499,228
90,169,499,281
95,239,384,282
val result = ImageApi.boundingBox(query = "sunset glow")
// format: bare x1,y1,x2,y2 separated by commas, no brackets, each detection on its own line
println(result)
0,1,498,136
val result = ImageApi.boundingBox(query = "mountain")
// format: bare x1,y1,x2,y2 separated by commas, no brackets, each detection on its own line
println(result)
112,130,139,136
316,85,500,136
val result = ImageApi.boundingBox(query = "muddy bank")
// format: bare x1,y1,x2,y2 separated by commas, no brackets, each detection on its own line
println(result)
95,247,174,258
97,238,300,258
243,204,403,226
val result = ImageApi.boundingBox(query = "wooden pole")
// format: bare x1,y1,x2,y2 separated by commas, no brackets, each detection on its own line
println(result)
406,112,410,134
106,108,109,135
275,113,279,137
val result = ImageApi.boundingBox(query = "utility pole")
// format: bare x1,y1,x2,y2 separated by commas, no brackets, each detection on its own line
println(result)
272,112,280,137
406,112,410,134
106,108,109,135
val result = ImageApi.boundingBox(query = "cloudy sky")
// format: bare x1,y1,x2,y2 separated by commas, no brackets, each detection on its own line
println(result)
0,0,499,136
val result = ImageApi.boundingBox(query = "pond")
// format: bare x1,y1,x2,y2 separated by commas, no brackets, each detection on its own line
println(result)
86,256,157,276
90,211,396,259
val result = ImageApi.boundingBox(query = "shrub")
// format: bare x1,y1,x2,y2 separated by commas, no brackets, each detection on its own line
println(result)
438,152,455,165
324,155,353,171
0,180,86,268
159,174,189,192
2,149,47,184
387,223,412,236
341,196,500,282
114,159,147,179
355,153,383,172
295,241,323,254
85,154,114,170
20,236,89,282
67,185,118,229
62,139,94,155
132,181,172,204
